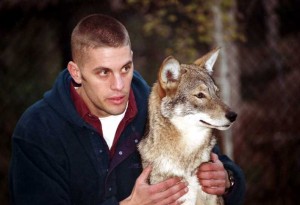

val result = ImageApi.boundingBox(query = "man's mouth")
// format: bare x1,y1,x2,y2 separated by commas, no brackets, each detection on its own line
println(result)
108,96,126,105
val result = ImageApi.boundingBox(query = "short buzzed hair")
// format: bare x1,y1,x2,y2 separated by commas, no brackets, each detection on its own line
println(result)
71,14,131,64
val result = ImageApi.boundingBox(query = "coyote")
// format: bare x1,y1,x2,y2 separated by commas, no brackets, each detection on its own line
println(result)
138,48,237,205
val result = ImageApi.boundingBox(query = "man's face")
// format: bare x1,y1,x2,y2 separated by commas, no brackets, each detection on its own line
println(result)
73,45,134,118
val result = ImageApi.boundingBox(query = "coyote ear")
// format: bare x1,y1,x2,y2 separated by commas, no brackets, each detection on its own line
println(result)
160,56,181,83
194,48,220,75
158,56,181,97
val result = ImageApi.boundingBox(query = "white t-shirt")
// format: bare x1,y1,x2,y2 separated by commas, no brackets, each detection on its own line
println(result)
99,105,127,149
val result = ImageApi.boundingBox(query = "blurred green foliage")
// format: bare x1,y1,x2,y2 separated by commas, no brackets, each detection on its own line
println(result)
126,0,242,62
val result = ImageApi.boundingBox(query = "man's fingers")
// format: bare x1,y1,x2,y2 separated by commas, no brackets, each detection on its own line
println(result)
201,185,225,196
137,166,152,184
200,179,226,188
198,169,226,180
198,159,224,173
151,179,188,204
159,187,187,205
210,153,219,162
125,169,188,205
150,177,182,192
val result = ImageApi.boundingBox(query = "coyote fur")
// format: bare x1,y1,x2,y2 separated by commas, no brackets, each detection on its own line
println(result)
138,48,237,205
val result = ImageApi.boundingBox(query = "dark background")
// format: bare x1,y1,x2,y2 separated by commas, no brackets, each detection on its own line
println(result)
1,0,299,204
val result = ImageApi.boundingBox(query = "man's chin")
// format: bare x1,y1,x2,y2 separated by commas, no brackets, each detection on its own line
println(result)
108,103,128,116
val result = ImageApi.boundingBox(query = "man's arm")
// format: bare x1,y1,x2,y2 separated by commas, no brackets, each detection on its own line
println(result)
214,146,246,205
10,137,126,205
197,146,246,205
9,138,72,205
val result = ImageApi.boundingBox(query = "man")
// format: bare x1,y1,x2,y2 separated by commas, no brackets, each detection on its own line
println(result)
9,14,245,205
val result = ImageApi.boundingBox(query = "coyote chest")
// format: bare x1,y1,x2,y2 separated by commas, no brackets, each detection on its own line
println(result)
138,49,236,205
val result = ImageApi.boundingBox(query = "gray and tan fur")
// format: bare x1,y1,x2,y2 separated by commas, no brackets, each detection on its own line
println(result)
138,48,237,205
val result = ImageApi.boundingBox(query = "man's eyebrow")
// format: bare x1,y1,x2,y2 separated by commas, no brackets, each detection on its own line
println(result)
122,60,133,67
92,60,133,72
92,66,111,72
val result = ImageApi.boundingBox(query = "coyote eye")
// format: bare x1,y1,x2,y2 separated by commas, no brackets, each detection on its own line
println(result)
195,92,205,99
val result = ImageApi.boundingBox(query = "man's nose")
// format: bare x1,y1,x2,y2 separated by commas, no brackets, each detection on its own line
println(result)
111,74,124,90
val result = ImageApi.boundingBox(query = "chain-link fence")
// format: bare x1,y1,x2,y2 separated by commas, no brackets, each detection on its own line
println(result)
231,0,300,204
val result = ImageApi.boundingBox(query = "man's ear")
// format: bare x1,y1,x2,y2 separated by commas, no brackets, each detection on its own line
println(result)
67,61,82,84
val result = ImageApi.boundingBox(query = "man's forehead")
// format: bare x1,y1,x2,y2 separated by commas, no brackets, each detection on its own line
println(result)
81,45,132,69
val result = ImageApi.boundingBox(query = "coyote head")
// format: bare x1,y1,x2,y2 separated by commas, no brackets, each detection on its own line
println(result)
157,48,237,131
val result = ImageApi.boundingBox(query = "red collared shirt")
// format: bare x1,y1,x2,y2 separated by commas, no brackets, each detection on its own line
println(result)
70,82,138,158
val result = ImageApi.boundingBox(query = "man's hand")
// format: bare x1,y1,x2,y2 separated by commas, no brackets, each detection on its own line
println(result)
120,166,188,205
197,153,230,196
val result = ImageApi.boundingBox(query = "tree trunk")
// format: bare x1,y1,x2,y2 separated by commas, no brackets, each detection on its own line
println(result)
212,0,240,159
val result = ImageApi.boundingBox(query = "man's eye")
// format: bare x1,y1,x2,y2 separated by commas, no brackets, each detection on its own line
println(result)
122,65,131,73
99,69,109,76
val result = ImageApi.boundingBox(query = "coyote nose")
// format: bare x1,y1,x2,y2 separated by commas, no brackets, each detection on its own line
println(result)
225,111,237,122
